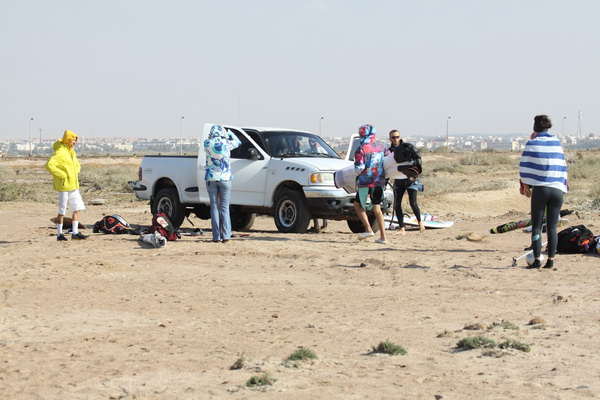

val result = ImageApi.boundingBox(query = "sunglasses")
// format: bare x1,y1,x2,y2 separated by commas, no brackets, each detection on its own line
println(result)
390,136,401,139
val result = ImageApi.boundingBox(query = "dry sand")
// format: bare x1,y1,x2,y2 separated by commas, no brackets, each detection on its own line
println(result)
1,163,600,399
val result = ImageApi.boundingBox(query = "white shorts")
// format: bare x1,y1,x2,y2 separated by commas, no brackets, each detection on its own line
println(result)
57,189,86,215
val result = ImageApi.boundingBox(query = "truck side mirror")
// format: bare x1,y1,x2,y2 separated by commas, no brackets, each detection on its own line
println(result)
247,148,260,160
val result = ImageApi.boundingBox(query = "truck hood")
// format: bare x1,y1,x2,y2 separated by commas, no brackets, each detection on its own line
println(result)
283,157,352,172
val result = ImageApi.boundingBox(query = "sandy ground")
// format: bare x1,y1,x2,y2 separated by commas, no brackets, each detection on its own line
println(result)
1,184,600,399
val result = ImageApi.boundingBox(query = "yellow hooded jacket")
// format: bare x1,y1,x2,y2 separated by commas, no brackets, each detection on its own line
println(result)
45,130,81,191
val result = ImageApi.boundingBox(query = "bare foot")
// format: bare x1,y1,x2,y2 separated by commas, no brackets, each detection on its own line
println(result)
394,227,406,235
419,221,426,233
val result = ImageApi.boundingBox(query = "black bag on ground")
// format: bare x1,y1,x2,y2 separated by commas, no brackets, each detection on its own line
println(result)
556,224,595,254
93,214,131,234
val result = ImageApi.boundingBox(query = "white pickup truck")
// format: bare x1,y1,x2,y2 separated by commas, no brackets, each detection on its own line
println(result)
129,123,391,233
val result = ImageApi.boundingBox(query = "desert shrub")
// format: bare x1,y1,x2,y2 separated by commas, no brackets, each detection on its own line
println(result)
428,161,467,174
567,154,600,180
463,322,490,331
79,165,137,193
246,373,276,387
372,340,407,356
0,182,52,202
433,146,451,153
0,165,17,179
457,336,497,350
230,355,246,370
492,320,520,330
498,340,531,352
528,317,546,325
287,347,318,361
563,152,600,209
459,152,514,166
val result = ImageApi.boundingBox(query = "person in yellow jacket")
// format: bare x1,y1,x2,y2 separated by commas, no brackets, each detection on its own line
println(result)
45,130,88,241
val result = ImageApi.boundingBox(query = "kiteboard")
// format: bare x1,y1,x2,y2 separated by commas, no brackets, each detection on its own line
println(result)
334,164,358,194
383,152,412,180
385,213,455,229
490,209,573,234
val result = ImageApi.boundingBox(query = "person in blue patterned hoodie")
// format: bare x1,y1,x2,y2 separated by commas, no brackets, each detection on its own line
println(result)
353,124,389,244
519,115,568,269
204,124,242,242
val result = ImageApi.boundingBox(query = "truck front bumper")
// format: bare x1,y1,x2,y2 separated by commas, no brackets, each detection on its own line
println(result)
304,186,394,218
304,186,356,217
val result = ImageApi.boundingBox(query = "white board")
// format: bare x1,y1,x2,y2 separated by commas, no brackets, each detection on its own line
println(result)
334,164,358,194
384,214,455,229
383,152,412,180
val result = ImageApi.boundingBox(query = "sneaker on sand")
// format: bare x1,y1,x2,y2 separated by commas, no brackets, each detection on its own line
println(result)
71,232,89,240
57,234,68,241
374,238,387,244
543,259,554,269
358,232,375,241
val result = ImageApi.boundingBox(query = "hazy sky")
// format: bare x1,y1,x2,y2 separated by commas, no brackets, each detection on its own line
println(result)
2,0,599,140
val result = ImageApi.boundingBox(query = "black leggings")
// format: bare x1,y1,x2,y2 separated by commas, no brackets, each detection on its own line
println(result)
531,186,564,258
394,182,421,227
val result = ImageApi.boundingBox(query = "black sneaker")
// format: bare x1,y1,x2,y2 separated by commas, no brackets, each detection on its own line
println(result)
71,232,89,240
526,260,541,269
543,260,554,269
57,234,68,241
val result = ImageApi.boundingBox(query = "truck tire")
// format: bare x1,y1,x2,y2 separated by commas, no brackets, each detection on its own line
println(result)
152,188,186,228
346,215,379,233
274,189,311,233
230,206,256,231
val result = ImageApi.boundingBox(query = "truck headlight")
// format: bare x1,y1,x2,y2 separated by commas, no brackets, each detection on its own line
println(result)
310,172,334,184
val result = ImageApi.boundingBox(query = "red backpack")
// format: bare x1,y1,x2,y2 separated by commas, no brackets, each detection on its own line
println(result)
150,212,180,241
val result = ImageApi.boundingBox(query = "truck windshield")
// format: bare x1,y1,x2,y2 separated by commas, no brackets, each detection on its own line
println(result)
262,131,340,159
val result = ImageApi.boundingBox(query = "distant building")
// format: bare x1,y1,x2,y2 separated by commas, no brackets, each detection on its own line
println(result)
486,139,518,151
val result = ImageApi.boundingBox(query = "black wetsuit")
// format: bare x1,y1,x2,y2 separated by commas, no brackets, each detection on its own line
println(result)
389,142,421,227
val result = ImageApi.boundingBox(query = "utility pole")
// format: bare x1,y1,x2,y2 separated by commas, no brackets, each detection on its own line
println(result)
179,116,184,155
446,117,451,152
29,117,34,157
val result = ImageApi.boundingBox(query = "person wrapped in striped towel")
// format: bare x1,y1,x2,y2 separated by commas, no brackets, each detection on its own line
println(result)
519,115,569,270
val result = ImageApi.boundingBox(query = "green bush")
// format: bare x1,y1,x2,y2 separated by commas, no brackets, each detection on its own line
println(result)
498,339,531,352
287,346,318,361
246,373,276,387
492,320,520,330
372,340,408,356
457,336,497,350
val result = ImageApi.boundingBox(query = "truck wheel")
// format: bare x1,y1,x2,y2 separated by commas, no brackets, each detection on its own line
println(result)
230,206,256,231
274,189,311,233
346,215,379,233
152,188,186,228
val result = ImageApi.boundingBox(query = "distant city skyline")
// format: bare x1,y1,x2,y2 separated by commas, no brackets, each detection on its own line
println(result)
2,1,599,140
3,130,599,159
